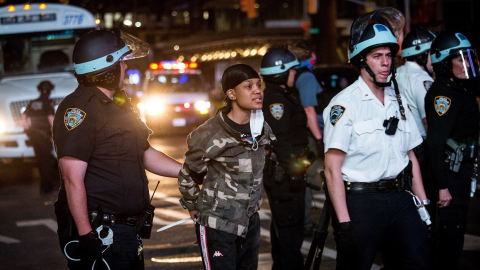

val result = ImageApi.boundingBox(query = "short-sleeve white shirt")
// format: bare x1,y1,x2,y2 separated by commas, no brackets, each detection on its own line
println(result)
396,61,434,138
323,76,423,183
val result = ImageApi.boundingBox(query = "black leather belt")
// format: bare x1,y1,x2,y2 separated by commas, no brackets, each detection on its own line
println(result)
344,179,399,193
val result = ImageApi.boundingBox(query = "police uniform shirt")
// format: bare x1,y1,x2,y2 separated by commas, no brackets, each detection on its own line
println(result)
323,76,422,183
263,82,308,175
425,77,479,194
24,97,54,132
396,61,434,138
53,85,151,216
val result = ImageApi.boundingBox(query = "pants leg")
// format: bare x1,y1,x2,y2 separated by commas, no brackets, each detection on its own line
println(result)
435,205,468,270
101,225,144,270
265,176,305,270
196,224,237,270
237,213,260,270
380,192,431,270
30,136,55,193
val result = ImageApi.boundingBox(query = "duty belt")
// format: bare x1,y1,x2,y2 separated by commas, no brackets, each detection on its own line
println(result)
344,179,399,193
89,211,139,227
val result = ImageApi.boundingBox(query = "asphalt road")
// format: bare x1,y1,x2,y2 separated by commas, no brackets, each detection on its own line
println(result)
1,134,479,269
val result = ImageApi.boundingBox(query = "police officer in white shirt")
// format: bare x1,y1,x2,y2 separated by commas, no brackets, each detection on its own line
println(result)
323,8,431,270
397,28,436,139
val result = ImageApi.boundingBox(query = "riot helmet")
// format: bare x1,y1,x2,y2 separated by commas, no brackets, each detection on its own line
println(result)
430,32,479,80
73,29,149,90
290,40,317,71
401,28,436,70
260,47,299,85
37,80,54,96
348,7,403,87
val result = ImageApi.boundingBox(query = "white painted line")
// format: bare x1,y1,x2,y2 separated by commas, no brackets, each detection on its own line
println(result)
16,218,57,233
0,234,21,244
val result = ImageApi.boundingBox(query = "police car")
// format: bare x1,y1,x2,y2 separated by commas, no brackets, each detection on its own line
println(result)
138,61,212,134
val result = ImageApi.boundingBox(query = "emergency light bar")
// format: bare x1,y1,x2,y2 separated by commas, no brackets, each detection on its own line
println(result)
149,61,198,70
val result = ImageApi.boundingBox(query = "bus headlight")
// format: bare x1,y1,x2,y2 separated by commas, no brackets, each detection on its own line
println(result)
194,101,211,115
0,119,5,134
146,99,165,116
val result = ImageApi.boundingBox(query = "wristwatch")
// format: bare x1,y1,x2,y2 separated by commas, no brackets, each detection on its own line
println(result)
421,199,431,206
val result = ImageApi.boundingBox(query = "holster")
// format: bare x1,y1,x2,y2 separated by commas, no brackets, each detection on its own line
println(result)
397,161,413,191
136,204,155,239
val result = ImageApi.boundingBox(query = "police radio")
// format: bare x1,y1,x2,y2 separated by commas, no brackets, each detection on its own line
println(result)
383,116,399,135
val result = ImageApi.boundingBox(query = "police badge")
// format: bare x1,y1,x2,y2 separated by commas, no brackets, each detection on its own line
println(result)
64,108,86,130
330,105,346,126
434,96,451,116
270,103,284,120
423,80,433,91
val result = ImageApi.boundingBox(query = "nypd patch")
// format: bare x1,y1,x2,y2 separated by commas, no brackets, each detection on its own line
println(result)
330,105,346,126
64,108,86,131
423,80,433,91
270,103,284,120
434,96,451,116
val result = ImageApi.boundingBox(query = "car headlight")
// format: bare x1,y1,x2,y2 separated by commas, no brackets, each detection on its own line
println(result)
194,101,211,115
145,99,165,116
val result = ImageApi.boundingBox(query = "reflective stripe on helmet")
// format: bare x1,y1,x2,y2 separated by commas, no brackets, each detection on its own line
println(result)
431,33,472,64
401,41,432,58
348,24,398,61
74,44,130,75
260,59,299,75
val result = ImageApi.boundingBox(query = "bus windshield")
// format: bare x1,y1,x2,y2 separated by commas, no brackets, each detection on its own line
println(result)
0,28,94,77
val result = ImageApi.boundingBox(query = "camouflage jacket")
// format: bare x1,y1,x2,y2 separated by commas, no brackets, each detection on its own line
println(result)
178,109,275,237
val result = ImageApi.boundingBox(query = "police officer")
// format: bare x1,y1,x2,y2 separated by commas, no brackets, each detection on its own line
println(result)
397,28,436,139
21,80,56,194
290,40,324,235
323,8,431,270
261,47,309,270
425,31,480,270
53,29,182,270
397,28,437,214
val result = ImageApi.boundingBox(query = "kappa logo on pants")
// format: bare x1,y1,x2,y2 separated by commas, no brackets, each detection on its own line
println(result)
213,251,224,257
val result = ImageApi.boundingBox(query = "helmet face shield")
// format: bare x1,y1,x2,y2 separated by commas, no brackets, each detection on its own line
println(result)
451,49,479,79
120,30,150,60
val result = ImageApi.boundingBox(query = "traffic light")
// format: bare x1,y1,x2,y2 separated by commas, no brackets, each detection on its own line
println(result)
240,0,257,18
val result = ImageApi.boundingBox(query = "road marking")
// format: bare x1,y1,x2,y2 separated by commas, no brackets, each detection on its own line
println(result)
0,234,21,244
16,218,57,233
464,234,480,250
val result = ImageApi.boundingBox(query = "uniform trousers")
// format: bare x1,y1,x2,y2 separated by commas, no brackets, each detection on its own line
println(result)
195,212,260,270
27,130,56,193
55,201,144,270
264,172,306,270
336,190,431,270
433,163,472,270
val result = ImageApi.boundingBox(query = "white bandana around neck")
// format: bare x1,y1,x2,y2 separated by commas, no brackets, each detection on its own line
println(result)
250,109,264,151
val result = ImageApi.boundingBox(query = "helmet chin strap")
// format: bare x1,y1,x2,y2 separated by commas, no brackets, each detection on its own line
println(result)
364,64,391,87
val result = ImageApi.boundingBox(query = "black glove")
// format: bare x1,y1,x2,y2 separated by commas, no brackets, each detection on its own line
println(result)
78,230,103,261
334,221,361,255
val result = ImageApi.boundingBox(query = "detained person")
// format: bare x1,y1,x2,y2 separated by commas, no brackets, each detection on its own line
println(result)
178,64,274,270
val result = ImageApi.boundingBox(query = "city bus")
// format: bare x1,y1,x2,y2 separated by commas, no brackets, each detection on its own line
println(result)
0,3,98,164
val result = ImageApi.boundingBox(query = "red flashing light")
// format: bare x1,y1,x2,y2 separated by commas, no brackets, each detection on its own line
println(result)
189,62,198,69
149,63,159,70
183,102,191,109
152,61,198,70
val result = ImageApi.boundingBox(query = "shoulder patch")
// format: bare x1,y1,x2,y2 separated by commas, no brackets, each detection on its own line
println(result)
270,103,284,120
330,105,346,126
434,96,451,116
423,80,433,91
64,108,86,130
